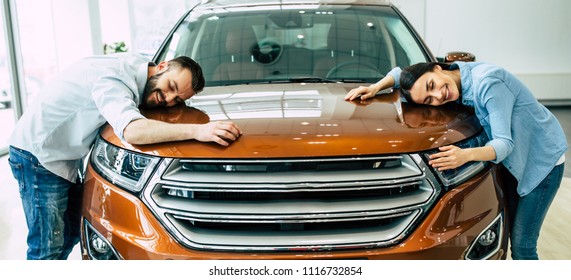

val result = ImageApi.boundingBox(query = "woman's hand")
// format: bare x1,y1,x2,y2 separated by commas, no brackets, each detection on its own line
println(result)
428,145,496,171
428,145,471,171
345,75,395,101
345,85,378,101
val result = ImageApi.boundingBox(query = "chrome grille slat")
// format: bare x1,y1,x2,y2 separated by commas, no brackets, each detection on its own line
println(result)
153,183,432,215
142,155,440,251
162,168,421,185
165,211,421,250
160,178,423,192
162,157,421,184
172,210,413,224
179,156,404,164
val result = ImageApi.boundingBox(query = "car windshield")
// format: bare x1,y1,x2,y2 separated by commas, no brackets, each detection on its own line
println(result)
156,4,429,86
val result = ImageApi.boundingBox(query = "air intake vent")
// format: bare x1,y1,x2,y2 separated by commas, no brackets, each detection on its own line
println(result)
143,155,438,251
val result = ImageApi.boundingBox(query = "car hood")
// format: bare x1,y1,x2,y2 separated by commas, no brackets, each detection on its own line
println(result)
100,83,481,158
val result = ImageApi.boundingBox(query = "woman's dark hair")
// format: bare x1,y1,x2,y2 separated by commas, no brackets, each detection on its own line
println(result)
400,62,452,103
167,56,205,94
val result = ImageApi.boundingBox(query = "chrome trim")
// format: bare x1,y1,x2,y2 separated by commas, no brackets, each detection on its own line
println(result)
170,209,415,223
153,185,433,218
142,155,440,251
160,178,422,192
163,156,422,185
179,156,404,164
164,211,421,251
173,210,413,224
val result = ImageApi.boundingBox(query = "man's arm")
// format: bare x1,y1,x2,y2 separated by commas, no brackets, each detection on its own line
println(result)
90,72,242,147
123,118,242,146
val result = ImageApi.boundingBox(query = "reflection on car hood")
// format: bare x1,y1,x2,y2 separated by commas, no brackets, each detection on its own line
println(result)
100,83,481,158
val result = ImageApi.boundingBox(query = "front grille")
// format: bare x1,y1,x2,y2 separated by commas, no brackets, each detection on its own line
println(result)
143,155,439,252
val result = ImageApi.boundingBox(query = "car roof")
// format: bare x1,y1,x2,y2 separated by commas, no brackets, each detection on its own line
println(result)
193,0,392,10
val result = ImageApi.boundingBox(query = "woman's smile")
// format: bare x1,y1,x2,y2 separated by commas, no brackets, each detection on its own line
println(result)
444,85,449,101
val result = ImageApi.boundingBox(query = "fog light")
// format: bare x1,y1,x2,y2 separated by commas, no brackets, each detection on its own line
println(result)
478,229,497,247
83,219,121,260
466,214,503,260
90,234,110,254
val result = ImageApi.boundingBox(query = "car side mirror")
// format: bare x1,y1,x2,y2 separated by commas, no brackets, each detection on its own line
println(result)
437,51,476,63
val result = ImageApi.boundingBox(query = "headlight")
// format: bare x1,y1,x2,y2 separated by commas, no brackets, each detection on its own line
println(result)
90,136,160,192
423,130,489,188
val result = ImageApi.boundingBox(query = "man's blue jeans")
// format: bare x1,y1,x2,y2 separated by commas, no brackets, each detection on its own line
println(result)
509,163,564,260
8,146,82,260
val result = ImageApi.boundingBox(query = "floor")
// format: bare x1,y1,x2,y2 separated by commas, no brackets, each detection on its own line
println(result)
1,107,571,260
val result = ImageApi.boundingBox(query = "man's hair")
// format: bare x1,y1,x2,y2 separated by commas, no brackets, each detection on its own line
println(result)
167,56,205,94
400,62,451,103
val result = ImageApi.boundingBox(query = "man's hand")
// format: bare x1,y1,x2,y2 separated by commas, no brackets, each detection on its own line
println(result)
195,121,242,146
123,118,242,146
428,145,470,171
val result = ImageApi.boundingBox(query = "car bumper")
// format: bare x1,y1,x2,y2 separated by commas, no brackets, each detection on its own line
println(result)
81,164,508,260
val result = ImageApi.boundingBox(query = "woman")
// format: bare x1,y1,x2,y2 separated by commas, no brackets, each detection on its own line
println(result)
346,61,567,260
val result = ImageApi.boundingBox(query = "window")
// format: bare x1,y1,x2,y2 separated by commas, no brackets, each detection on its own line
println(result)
158,6,429,86
0,4,16,150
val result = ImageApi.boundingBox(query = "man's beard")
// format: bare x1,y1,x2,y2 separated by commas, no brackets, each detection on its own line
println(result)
142,71,164,108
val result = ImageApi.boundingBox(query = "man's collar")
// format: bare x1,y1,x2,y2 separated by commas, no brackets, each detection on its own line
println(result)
135,61,153,97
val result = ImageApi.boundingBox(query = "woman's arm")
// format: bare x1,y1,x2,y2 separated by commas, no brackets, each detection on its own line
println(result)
344,75,395,101
430,77,517,170
123,118,242,146
428,145,496,171
345,67,402,101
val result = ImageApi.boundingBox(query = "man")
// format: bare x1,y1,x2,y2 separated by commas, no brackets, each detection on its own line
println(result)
7,52,242,260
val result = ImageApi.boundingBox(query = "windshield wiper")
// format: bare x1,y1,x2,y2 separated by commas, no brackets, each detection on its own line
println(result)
337,78,369,83
246,77,340,84
264,77,371,84
286,77,341,83
219,77,369,86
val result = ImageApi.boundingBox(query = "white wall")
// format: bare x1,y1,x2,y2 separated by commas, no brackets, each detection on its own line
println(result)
393,0,571,101
51,0,102,70
99,0,132,52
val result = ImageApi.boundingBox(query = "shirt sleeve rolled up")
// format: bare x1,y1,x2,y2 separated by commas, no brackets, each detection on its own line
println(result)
486,139,513,164
91,75,146,141
387,67,403,89
478,77,516,164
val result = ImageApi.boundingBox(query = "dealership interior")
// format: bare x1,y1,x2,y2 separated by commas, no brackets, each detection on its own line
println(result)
1,0,571,261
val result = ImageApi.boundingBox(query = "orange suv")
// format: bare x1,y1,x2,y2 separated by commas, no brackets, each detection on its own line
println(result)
81,0,508,260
